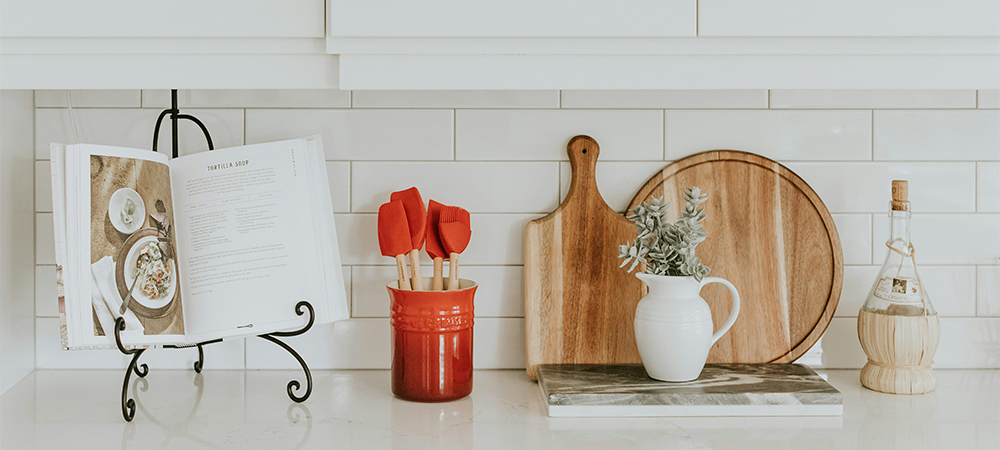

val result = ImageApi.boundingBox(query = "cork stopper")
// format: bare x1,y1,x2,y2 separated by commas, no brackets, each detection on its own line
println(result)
891,180,909,211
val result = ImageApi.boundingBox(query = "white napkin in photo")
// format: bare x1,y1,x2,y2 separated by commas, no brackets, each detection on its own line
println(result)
91,256,144,337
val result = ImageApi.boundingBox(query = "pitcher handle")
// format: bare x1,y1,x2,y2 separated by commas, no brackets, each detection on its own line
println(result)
700,277,741,346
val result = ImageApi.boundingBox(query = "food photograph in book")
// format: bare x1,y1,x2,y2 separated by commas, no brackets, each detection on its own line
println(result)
89,154,184,336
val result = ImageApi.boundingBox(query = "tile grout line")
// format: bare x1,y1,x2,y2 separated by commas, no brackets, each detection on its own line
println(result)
870,213,876,265
662,109,668,160
33,90,38,370
870,110,874,161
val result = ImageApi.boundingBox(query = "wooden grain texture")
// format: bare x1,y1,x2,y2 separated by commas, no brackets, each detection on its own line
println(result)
628,151,843,365
524,136,646,380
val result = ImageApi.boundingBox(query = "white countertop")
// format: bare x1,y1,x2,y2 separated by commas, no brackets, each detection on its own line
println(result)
2,369,997,449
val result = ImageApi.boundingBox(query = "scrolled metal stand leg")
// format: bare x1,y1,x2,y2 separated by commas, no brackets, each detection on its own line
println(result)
194,343,205,373
115,317,147,422
257,301,315,403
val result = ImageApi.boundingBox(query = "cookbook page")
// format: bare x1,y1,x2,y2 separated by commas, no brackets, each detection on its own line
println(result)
169,139,333,342
69,144,185,348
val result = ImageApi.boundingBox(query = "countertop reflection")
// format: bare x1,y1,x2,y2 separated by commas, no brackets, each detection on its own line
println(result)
1,369,997,449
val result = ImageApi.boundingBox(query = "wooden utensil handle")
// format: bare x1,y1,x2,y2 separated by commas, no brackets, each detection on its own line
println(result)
433,257,444,291
447,252,460,290
395,254,411,290
408,250,424,291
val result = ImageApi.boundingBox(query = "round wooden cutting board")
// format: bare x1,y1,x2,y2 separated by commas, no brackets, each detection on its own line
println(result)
627,151,843,364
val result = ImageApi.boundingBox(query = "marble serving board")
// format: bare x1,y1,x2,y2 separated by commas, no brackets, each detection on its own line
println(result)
537,363,843,417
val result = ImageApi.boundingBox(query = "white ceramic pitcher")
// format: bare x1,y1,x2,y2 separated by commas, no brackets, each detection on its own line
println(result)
634,273,740,382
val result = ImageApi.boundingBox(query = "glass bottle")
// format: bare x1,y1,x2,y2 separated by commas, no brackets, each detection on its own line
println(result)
858,180,940,395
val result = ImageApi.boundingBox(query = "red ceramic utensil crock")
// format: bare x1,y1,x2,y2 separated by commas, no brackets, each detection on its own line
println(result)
388,278,477,402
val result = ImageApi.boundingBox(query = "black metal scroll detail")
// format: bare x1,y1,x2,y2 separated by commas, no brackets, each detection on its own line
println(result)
257,301,315,403
115,317,147,422
164,338,222,373
151,89,214,158
111,90,315,423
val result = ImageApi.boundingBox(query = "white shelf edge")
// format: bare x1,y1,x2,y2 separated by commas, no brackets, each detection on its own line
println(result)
339,54,1000,90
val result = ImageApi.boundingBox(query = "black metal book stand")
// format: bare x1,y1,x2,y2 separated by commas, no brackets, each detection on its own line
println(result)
114,89,313,422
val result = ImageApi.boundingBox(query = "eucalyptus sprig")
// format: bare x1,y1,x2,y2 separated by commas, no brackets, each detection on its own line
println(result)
618,187,711,281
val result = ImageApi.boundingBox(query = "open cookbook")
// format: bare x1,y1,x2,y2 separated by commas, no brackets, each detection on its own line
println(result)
50,137,348,349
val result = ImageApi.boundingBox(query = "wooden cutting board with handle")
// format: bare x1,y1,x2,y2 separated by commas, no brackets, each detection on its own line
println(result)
524,136,645,380
627,150,843,365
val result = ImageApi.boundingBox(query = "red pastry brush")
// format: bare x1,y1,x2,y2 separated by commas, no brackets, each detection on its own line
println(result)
439,206,471,291
390,187,427,290
378,200,412,290
425,200,447,290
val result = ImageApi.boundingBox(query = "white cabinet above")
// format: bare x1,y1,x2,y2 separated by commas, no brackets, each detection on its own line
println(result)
329,0,1000,90
1,0,324,38
1,0,997,89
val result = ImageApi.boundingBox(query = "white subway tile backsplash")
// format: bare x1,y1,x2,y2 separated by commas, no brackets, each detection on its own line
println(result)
35,266,58,317
456,110,663,161
465,214,541,266
837,266,976,317
561,90,767,109
979,162,1000,212
245,109,453,161
816,317,1000,369
816,319,868,369
27,89,1000,370
34,108,244,159
327,162,351,213
352,265,524,318
788,162,977,213
142,89,350,108
769,90,977,109
334,214,378,265
245,318,525,369
352,90,559,108
35,90,141,108
933,318,1000,368
36,212,54,265
473,318,526,369
665,110,871,161
559,161,666,213
336,213,539,266
35,161,52,212
874,111,1000,161
351,162,559,213
34,317,246,369
838,266,879,317
247,320,390,369
873,214,1000,265
979,266,1000,316
832,214,872,265
980,90,1000,109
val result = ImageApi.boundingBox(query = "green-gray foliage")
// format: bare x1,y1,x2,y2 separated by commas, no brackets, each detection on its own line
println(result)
618,187,711,281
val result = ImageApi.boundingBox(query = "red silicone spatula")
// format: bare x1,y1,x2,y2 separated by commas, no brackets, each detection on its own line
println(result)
425,200,447,290
390,187,427,291
378,200,412,290
439,206,471,291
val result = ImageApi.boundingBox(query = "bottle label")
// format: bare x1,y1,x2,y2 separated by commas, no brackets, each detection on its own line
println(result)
872,276,923,303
